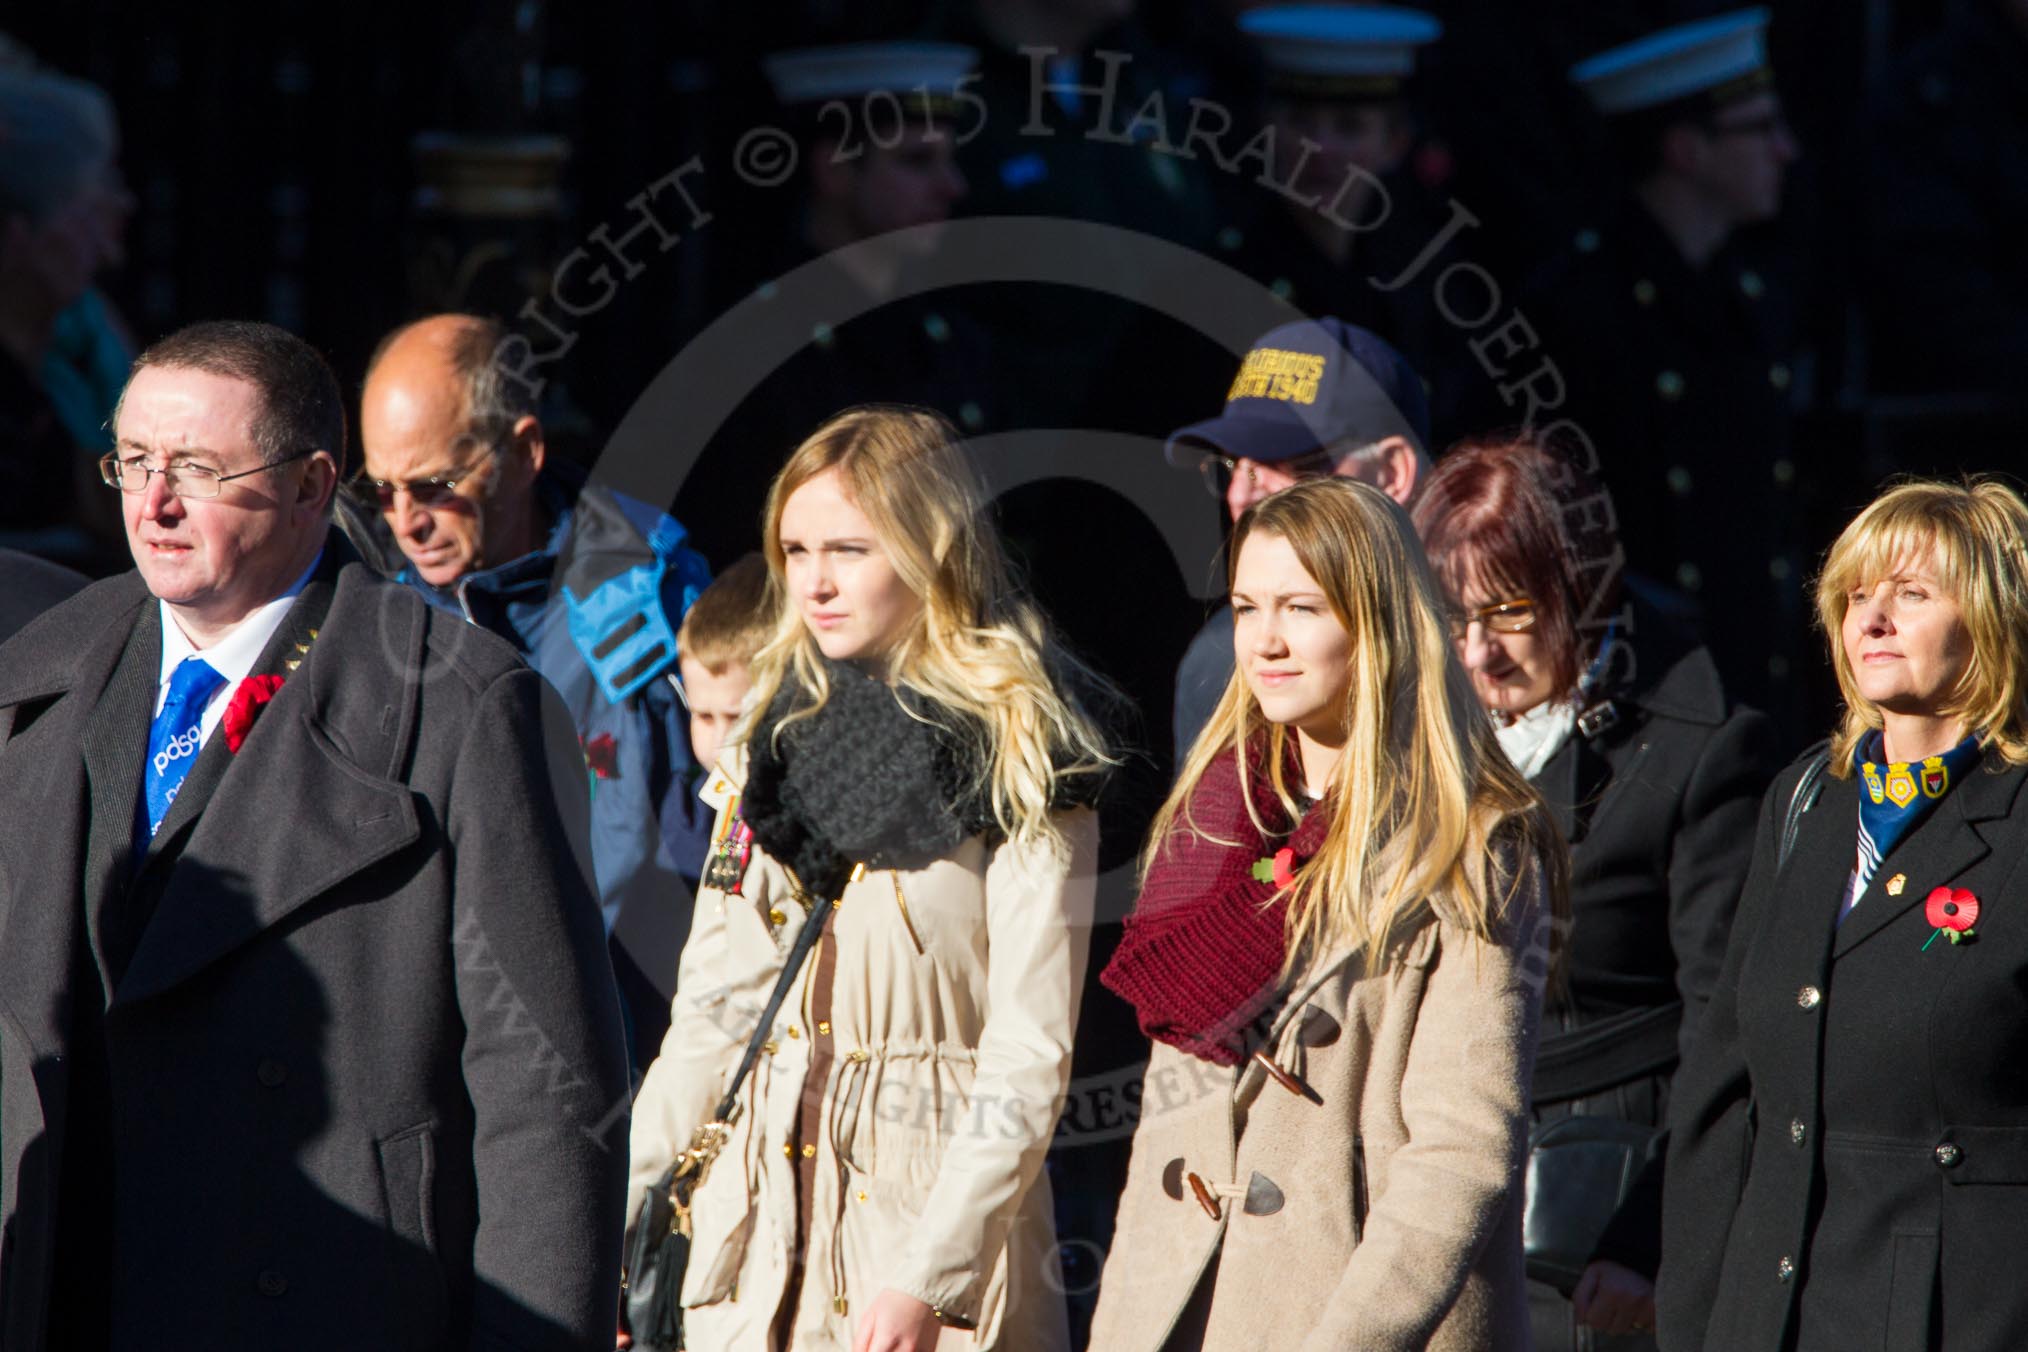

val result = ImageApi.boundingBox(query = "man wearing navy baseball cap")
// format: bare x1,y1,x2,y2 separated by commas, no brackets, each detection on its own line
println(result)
1169,316,1433,759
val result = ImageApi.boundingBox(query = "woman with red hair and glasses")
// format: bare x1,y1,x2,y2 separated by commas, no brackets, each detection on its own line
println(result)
1413,436,1777,1351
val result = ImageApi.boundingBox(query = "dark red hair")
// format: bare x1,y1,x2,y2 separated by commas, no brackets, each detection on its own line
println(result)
1411,434,1624,698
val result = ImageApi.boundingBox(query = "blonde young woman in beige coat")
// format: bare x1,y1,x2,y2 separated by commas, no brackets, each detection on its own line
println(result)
626,408,1112,1352
1092,479,1566,1351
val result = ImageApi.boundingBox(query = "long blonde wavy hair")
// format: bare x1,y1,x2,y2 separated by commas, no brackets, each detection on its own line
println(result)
1153,478,1568,970
737,405,1114,848
1815,477,2028,774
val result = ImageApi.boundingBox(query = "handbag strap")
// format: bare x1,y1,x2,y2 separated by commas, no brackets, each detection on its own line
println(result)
1778,749,1831,873
1531,1000,1684,1105
710,874,845,1124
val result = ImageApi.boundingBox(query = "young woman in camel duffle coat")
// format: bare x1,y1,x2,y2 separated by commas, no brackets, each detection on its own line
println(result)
1089,478,1568,1352
625,407,1112,1352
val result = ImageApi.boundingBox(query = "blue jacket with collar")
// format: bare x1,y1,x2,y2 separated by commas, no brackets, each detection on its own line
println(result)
337,466,715,949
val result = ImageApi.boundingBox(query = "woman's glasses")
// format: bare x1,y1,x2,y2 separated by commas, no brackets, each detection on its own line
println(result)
1448,598,1536,639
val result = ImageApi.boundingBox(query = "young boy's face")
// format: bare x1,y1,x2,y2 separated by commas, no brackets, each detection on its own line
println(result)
680,655,751,774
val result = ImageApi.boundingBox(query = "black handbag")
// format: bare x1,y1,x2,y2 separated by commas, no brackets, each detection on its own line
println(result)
622,876,845,1349
1523,999,1679,1296
1520,749,1832,1296
1522,1113,1660,1294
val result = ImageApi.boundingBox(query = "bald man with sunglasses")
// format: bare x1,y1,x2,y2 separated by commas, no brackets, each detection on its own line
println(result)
347,314,715,1076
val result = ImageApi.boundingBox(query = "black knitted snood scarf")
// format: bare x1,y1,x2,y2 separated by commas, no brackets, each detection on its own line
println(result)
740,659,1003,900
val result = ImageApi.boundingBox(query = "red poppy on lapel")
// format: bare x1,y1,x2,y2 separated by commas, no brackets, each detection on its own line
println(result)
1922,886,1980,949
221,675,286,753
582,732,619,780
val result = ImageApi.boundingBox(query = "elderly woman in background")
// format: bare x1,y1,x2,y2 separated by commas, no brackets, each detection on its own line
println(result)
1662,479,2028,1352
0,36,135,569
1413,436,1777,1350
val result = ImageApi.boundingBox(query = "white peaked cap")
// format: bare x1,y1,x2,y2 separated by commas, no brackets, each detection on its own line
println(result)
1571,8,1773,115
762,41,978,105
1240,5,1442,79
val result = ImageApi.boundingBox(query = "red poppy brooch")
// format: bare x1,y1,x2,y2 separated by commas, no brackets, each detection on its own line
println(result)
1921,886,1980,950
221,675,286,753
581,732,620,800
1250,847,1298,889
583,732,619,778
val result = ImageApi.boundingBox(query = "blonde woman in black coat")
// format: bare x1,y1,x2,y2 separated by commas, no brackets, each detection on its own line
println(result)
1661,478,2028,1351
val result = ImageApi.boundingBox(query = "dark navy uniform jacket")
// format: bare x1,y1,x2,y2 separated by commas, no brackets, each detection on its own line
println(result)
1482,201,1807,723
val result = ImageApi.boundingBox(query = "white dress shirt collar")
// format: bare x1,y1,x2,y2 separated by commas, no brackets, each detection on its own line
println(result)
154,551,322,727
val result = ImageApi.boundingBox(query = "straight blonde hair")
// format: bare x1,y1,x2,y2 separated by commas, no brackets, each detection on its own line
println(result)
1153,478,1567,971
1815,477,2028,774
738,405,1114,848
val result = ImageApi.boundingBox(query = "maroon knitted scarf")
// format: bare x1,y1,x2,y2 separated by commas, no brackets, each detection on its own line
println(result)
1101,738,1331,1066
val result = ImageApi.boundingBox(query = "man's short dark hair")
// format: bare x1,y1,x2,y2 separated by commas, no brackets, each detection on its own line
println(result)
124,319,348,473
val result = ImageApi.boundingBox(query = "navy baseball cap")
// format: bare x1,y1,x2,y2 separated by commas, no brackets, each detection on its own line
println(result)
1166,317,1431,466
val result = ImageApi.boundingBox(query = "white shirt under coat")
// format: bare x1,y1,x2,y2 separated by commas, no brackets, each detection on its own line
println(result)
152,553,320,749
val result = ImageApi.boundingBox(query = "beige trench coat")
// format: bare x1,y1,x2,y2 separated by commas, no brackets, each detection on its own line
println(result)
628,749,1097,1351
1088,861,1551,1352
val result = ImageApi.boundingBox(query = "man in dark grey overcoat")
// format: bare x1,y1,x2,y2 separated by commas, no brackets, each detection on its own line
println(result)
0,320,630,1350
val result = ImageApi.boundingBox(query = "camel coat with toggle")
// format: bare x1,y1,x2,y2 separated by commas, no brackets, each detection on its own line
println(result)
1088,859,1552,1352
627,747,1098,1351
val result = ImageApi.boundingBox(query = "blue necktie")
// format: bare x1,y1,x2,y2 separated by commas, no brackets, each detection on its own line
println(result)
142,657,227,842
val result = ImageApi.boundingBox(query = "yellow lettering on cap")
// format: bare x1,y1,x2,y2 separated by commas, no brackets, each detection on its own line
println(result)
1226,349,1326,406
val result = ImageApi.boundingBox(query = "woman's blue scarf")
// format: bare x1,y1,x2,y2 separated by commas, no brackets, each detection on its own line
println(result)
1854,729,1983,898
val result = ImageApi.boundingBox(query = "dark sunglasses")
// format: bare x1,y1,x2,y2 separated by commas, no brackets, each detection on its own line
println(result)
347,452,497,511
